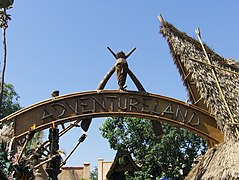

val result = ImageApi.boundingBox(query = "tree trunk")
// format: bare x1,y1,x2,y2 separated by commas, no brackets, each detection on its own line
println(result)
0,8,8,110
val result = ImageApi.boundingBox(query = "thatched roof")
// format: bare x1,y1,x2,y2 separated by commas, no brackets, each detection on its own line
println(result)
186,140,239,179
106,149,140,179
159,16,239,141
159,16,239,179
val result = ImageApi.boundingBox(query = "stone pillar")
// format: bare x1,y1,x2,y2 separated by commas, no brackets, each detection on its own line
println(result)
98,158,104,180
83,162,90,180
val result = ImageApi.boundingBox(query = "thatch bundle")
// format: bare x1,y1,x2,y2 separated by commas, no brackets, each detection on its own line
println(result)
186,140,239,179
0,123,45,179
0,122,14,145
159,16,239,179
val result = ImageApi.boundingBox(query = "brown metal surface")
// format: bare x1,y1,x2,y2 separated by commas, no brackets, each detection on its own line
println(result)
0,90,224,143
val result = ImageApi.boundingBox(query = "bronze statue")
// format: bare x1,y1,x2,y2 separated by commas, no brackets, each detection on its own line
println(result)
80,47,137,134
107,47,136,90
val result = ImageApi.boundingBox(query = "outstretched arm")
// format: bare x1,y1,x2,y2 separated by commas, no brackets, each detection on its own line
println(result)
125,47,136,59
107,47,117,59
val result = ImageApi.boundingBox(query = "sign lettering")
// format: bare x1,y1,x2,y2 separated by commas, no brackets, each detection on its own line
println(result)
1,90,222,143
41,93,200,126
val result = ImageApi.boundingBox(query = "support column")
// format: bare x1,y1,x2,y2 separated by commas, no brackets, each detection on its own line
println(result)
98,158,104,180
83,162,90,180
46,127,62,180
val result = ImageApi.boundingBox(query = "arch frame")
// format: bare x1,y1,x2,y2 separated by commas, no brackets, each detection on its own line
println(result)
0,90,224,144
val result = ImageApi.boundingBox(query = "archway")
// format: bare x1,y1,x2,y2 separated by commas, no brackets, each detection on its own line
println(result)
0,47,224,179
1,90,223,144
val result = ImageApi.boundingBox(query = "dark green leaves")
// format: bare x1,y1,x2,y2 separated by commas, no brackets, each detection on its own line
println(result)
0,83,21,120
0,0,14,9
100,117,207,179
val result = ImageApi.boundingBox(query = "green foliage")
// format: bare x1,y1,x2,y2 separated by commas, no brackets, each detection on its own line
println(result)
0,141,11,179
0,0,14,9
0,83,20,178
25,132,43,157
0,140,34,179
100,117,207,179
0,10,11,28
0,83,35,179
0,83,21,119
90,166,98,180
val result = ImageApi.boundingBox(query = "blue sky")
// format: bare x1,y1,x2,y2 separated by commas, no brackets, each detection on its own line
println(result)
2,1,239,168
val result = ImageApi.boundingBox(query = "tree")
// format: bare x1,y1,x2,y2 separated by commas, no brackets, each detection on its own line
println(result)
0,83,21,179
0,83,21,119
0,83,43,179
0,83,44,179
0,3,13,111
0,4,43,179
90,166,98,180
100,117,207,179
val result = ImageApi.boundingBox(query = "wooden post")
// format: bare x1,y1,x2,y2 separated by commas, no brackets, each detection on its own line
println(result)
195,27,239,138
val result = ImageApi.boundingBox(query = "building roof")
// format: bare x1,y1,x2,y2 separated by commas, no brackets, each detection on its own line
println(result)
106,149,140,179
159,16,239,141
159,16,239,179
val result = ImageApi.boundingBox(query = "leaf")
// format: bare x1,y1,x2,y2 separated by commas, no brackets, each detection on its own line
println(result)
100,117,207,179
